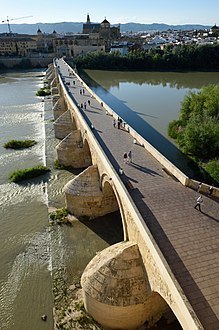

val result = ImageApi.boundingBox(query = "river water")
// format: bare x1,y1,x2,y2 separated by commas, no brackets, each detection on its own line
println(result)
83,70,219,177
0,70,123,330
0,68,218,329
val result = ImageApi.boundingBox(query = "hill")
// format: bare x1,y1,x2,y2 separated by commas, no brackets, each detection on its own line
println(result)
0,22,211,35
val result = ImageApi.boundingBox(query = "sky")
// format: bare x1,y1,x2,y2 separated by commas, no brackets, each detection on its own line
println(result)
1,0,218,26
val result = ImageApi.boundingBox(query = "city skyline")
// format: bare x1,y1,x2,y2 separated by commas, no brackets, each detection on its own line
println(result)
1,0,218,26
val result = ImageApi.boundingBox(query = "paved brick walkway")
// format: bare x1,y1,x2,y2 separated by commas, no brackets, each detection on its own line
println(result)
57,59,219,329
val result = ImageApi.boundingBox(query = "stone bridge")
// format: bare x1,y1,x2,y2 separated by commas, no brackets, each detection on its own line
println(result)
45,59,219,330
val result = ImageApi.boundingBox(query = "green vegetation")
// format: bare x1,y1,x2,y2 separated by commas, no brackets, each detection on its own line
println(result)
36,86,51,96
168,84,219,183
54,159,73,171
9,165,50,182
4,139,37,149
74,44,219,71
49,207,70,225
202,160,219,183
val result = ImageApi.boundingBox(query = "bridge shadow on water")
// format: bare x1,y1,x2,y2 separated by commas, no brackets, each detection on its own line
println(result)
80,70,206,182
79,211,124,245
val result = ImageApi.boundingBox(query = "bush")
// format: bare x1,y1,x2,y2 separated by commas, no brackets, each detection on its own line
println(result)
177,116,219,159
4,139,37,149
169,85,219,160
9,165,50,182
202,160,219,183
49,208,69,225
168,120,182,139
36,87,51,96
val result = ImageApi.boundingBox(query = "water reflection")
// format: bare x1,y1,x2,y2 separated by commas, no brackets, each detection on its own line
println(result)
84,70,219,90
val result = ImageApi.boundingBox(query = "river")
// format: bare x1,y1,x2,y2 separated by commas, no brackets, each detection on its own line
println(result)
0,69,123,330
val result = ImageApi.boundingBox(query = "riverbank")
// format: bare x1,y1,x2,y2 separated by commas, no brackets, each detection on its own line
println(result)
73,45,219,71
0,56,53,70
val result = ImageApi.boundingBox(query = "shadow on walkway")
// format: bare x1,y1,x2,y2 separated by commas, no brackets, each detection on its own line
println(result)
201,211,219,223
129,162,163,176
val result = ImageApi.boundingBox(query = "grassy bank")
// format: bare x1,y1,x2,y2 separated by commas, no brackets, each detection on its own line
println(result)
9,165,50,182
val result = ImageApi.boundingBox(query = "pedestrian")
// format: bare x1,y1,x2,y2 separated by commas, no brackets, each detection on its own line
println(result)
127,150,132,163
197,182,202,193
80,103,83,108
73,80,75,85
83,89,85,94
123,152,128,163
80,89,82,95
88,99,90,106
113,119,116,128
84,101,87,109
117,117,120,129
208,185,214,196
101,102,103,107
194,195,203,211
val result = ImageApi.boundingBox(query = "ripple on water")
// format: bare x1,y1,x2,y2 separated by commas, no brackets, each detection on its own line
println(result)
0,229,51,329
0,103,44,127
0,182,48,208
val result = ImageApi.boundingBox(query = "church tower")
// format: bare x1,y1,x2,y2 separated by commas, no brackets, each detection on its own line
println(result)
86,13,91,24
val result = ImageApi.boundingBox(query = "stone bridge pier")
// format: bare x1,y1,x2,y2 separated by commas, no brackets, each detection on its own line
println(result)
48,65,202,330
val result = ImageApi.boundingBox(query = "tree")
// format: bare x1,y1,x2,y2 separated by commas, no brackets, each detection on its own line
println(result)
168,84,219,183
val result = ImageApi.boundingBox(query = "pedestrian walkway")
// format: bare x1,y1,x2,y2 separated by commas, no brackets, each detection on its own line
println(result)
57,58,219,329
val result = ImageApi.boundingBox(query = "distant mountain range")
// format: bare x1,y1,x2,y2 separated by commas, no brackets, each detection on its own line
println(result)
0,22,211,35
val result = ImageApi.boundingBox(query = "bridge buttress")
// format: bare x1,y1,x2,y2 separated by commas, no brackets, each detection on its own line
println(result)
46,70,55,85
64,165,119,219
81,241,170,330
52,97,67,120
56,131,92,168
51,77,58,88
53,109,75,139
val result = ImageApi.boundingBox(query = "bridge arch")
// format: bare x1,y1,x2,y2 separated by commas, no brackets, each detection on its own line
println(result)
141,291,182,329
81,137,92,168
100,173,128,240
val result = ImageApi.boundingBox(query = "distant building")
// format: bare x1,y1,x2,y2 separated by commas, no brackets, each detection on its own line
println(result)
210,24,219,36
0,34,37,56
0,15,121,58
82,14,100,34
82,14,120,50
54,34,105,57
110,42,132,55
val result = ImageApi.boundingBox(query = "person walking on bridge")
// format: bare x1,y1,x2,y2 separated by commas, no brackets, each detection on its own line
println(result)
127,150,132,163
194,195,203,211
123,152,128,163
